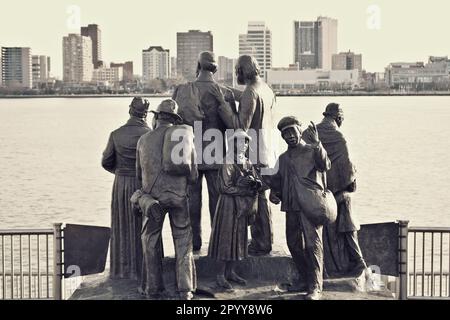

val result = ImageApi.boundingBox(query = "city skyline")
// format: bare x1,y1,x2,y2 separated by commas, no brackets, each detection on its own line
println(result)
1,0,450,78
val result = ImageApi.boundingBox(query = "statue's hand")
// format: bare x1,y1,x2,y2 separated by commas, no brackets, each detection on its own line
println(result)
269,190,281,205
303,122,320,146
210,84,226,105
223,87,235,103
347,180,357,192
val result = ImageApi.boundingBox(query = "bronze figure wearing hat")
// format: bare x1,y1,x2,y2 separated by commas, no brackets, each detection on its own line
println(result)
316,104,367,277
101,97,151,281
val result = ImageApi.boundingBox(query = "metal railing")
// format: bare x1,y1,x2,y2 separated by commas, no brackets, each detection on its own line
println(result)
407,227,450,299
0,224,63,300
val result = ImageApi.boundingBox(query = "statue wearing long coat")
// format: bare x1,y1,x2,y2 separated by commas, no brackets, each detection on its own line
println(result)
102,117,150,280
316,117,366,276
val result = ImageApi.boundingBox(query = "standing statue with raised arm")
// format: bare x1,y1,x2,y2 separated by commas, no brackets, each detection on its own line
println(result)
267,117,331,300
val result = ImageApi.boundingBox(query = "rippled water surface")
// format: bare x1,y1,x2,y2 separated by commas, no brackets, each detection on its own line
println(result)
1,96,449,253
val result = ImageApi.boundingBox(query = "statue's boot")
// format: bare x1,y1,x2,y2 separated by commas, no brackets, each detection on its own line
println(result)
216,275,233,290
286,279,308,292
226,271,247,285
305,288,322,300
179,291,194,300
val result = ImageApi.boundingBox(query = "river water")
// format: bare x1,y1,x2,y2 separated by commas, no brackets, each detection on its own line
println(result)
1,96,449,255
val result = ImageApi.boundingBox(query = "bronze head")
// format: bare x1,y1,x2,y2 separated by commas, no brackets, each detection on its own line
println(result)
196,51,218,77
323,103,344,127
150,99,183,124
129,97,150,119
235,55,261,85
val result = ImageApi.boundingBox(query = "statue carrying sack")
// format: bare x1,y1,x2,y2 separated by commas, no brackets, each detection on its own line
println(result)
162,124,197,176
173,83,204,126
287,157,337,226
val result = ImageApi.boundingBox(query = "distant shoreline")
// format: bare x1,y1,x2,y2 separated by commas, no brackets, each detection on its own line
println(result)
2,92,450,99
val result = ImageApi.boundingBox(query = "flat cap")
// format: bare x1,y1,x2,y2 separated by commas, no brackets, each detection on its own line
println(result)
277,116,302,132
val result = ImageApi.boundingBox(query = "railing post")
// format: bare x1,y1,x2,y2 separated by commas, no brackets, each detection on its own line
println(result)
398,220,409,300
52,223,63,300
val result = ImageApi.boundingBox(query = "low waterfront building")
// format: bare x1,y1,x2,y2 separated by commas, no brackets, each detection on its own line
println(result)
332,51,362,72
92,66,123,86
110,62,133,83
266,68,360,92
385,59,449,90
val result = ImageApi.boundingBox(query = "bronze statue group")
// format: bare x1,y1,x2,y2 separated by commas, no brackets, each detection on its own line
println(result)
102,52,367,301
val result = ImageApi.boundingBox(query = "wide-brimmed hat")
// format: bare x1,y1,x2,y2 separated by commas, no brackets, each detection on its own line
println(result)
323,103,343,117
277,116,302,133
130,97,150,116
150,99,183,122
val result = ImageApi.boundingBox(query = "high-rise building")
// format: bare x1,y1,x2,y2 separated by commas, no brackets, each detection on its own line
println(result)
217,56,236,87
332,51,362,71
293,17,338,70
317,17,338,71
293,21,318,69
1,47,32,89
32,55,51,88
142,46,170,83
239,21,272,79
170,56,177,78
63,34,93,83
177,30,213,81
110,61,133,82
81,24,102,69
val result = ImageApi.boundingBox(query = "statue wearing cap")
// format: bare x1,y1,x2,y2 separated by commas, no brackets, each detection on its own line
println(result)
172,51,237,252
136,99,198,300
316,103,367,277
101,97,151,281
208,130,262,289
265,116,331,300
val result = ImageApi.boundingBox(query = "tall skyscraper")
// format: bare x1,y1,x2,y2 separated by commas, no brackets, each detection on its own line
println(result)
32,55,51,88
142,46,170,83
170,56,177,78
1,47,32,89
217,56,236,86
81,24,102,69
293,21,318,69
317,17,338,71
110,61,133,82
63,34,93,83
332,51,362,71
239,21,272,79
293,17,338,70
177,30,213,81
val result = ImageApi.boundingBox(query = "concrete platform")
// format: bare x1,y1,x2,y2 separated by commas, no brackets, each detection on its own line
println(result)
69,251,394,300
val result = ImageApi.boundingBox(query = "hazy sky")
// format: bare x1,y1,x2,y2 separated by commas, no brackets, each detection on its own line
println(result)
1,0,449,78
